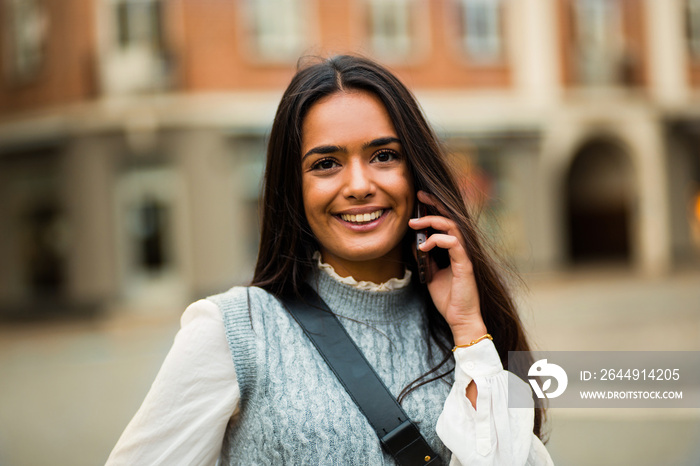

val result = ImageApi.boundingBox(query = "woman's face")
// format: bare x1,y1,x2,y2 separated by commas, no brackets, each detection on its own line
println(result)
301,90,414,280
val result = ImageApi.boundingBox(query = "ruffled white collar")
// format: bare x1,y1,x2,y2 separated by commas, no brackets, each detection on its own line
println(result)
313,251,411,292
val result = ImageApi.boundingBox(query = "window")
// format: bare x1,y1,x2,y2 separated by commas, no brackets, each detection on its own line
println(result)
114,0,164,53
457,0,504,63
131,198,169,272
20,200,68,298
688,0,700,60
368,0,414,59
101,0,171,94
247,0,306,61
571,0,626,85
3,0,47,83
118,167,176,281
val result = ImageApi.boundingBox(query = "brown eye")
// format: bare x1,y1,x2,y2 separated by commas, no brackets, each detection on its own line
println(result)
312,158,340,171
372,149,399,163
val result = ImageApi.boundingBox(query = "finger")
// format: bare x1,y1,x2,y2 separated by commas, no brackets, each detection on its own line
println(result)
420,234,474,276
409,215,457,234
419,233,468,261
409,215,467,252
417,190,450,217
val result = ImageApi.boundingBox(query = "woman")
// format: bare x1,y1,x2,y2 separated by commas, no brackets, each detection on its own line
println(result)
107,55,553,465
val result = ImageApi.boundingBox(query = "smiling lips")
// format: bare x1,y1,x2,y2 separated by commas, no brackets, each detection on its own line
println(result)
338,209,385,224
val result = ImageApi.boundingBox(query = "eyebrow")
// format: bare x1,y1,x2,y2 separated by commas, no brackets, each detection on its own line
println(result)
302,136,401,161
363,136,401,150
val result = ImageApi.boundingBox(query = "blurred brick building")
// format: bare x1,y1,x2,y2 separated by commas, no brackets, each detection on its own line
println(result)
1,0,699,316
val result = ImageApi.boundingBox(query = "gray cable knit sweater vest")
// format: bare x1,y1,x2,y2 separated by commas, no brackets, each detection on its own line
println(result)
208,271,453,465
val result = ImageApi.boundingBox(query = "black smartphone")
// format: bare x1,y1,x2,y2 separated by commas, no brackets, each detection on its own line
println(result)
414,201,451,284
415,203,430,284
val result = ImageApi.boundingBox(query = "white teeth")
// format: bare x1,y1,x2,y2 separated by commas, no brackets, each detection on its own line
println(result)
340,210,384,224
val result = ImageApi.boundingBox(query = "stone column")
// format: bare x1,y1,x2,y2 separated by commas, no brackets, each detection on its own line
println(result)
62,135,119,306
620,113,673,275
645,0,690,105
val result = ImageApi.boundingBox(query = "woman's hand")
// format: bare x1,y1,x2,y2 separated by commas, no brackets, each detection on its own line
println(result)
408,191,487,346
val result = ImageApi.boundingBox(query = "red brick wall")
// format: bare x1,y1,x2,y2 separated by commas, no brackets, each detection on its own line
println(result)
174,0,511,91
0,0,97,115
0,0,513,115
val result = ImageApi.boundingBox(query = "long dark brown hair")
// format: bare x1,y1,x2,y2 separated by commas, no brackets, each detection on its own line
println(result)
251,54,545,440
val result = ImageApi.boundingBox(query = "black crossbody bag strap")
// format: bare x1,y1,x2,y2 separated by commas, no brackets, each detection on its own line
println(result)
282,284,442,466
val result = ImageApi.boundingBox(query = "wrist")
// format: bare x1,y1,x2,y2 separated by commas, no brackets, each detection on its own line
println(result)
450,321,488,347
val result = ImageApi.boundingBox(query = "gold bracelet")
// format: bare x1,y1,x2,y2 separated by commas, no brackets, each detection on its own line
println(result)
451,334,493,352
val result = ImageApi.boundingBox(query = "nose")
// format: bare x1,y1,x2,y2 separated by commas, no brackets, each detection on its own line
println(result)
342,158,375,200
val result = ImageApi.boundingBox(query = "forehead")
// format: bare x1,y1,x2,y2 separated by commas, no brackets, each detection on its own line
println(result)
301,91,397,151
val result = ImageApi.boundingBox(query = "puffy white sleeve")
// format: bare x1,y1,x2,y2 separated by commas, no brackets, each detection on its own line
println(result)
106,300,239,466
435,340,553,466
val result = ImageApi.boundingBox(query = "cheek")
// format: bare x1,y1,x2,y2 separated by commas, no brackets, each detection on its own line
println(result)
389,169,415,208
301,176,334,224
304,173,339,197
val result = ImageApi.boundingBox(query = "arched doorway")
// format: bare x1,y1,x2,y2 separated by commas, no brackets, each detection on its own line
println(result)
565,138,635,264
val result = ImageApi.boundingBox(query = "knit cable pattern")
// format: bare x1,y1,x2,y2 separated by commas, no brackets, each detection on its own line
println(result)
208,271,453,465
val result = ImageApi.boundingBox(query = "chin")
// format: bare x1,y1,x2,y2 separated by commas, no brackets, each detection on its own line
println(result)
333,242,402,263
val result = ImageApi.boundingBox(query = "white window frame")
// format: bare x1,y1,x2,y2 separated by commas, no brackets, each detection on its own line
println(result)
245,0,307,62
368,0,415,60
457,0,504,63
115,166,185,307
572,0,625,86
98,0,170,94
3,0,47,83
112,0,164,53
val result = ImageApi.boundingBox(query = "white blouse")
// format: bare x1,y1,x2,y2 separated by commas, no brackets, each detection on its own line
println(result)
106,264,554,466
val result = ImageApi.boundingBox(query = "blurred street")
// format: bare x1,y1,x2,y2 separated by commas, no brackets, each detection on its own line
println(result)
519,267,700,466
1,268,698,466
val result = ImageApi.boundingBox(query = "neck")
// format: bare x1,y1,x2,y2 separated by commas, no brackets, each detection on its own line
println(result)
319,249,405,284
